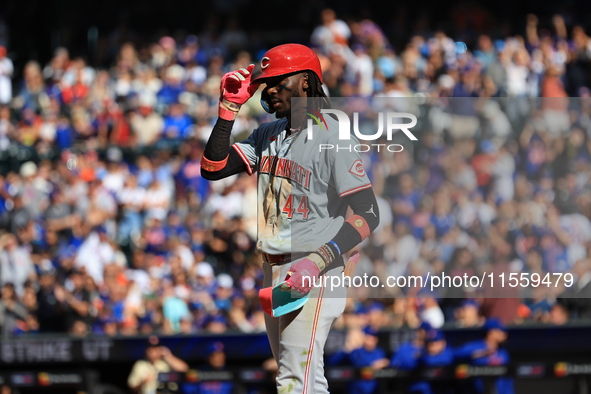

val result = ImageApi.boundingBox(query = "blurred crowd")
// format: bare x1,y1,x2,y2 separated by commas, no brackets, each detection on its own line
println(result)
132,320,514,394
328,319,513,394
0,9,591,339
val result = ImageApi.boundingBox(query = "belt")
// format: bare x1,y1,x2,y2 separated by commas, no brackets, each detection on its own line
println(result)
262,252,310,265
262,252,345,267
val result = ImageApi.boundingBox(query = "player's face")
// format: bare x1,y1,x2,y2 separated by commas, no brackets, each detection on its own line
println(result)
263,73,309,118
146,346,162,362
363,334,378,350
491,329,508,344
209,351,226,369
427,340,446,355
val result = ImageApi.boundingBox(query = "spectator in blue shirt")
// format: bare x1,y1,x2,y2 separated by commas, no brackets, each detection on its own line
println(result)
177,143,210,204
183,341,234,394
157,65,185,107
454,318,514,394
164,210,190,242
421,330,454,367
392,172,422,225
390,321,431,370
329,326,389,394
162,102,193,141
55,116,75,150
409,330,456,394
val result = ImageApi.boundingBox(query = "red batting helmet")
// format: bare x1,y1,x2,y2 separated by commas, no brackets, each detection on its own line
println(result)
251,43,323,84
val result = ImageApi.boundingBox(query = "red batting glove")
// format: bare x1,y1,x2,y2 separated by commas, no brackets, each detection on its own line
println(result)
285,258,321,295
218,64,260,121
284,253,327,295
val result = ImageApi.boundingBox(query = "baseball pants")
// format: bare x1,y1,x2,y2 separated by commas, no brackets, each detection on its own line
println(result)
263,258,347,394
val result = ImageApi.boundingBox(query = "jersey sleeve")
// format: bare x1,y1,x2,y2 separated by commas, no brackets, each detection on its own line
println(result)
326,133,373,197
453,341,482,361
390,344,419,370
232,128,261,175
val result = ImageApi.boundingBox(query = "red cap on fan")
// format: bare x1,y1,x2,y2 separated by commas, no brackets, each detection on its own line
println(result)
251,44,323,84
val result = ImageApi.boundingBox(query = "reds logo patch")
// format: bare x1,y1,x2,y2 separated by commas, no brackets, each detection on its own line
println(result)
349,160,366,177
261,57,270,69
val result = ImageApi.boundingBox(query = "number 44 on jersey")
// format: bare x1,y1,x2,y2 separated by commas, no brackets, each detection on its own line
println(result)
282,195,310,219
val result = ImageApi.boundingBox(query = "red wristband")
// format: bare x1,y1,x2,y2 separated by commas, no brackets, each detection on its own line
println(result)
201,155,229,172
345,215,371,240
218,103,238,121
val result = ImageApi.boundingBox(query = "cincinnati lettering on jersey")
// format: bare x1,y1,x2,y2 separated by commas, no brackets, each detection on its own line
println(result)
259,156,311,189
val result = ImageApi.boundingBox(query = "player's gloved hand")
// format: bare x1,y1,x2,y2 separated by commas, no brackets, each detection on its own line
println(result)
284,244,336,295
218,64,260,121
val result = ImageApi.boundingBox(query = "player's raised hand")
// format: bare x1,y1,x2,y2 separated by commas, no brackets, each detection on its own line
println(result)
220,64,260,103
344,329,364,353
218,64,260,121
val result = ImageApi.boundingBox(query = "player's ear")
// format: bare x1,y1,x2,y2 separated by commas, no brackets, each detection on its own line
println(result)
302,73,309,90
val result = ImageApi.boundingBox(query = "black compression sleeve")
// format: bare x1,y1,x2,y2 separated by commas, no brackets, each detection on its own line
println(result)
327,187,380,256
203,117,234,161
201,117,249,179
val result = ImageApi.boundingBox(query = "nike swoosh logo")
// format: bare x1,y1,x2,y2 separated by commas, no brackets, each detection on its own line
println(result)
270,136,277,141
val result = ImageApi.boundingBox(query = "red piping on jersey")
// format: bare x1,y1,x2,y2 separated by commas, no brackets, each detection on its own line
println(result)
303,284,325,394
232,144,253,175
339,183,372,197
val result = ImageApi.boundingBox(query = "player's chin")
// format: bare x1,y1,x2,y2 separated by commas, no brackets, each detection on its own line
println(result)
275,109,290,119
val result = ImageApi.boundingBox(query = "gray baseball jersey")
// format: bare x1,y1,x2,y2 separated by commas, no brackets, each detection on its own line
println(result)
232,115,372,255
234,114,363,394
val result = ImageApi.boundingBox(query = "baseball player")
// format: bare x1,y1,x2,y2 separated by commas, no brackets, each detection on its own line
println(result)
201,43,380,393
